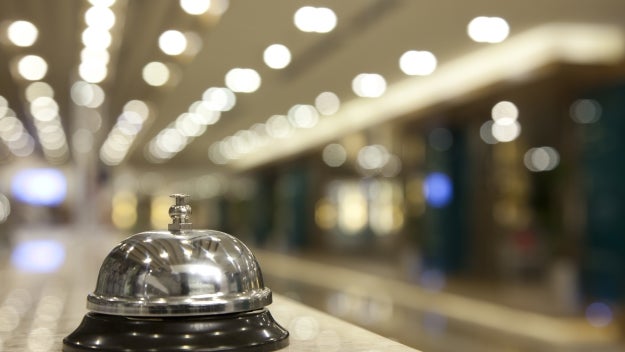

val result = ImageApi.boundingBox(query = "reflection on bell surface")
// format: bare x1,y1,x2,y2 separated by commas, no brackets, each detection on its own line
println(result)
63,194,289,352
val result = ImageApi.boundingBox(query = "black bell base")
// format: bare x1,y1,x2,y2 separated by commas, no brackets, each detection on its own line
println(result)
63,309,289,352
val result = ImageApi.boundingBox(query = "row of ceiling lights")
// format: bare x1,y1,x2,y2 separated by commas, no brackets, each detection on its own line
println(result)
0,13,73,164
100,0,230,165
204,10,511,167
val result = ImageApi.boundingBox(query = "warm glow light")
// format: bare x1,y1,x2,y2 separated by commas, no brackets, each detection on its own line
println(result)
180,0,211,15
7,20,38,47
294,6,337,33
88,0,115,6
142,61,170,86
225,68,261,93
17,55,48,81
263,44,291,69
112,192,137,230
159,30,187,56
352,73,386,98
468,16,510,43
399,50,437,76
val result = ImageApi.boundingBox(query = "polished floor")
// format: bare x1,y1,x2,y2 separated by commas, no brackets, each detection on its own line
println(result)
0,226,622,352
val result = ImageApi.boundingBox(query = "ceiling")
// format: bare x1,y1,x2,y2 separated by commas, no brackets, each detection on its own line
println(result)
1,0,625,175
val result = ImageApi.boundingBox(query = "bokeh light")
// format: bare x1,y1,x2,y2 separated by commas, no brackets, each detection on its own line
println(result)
352,73,386,98
225,68,261,93
570,99,602,124
524,147,560,172
315,91,340,115
11,168,67,206
423,172,453,208
11,240,66,273
585,302,613,328
322,143,347,167
17,55,48,81
468,16,510,43
142,61,170,87
7,20,38,47
294,6,337,33
399,50,437,76
159,30,187,56
179,0,211,15
264,44,291,69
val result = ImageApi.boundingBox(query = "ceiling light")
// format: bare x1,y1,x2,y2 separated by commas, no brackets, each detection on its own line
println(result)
159,30,187,56
17,55,48,81
208,0,229,16
189,101,221,124
352,73,386,98
30,97,59,122
25,82,54,102
202,87,236,111
294,6,337,33
265,115,293,139
142,61,170,86
88,0,116,7
85,6,116,30
7,20,38,47
468,16,509,43
315,91,340,115
124,100,150,120
71,81,105,108
81,27,112,49
225,68,261,93
263,44,291,69
79,62,108,83
180,0,211,15
288,104,319,128
399,50,437,76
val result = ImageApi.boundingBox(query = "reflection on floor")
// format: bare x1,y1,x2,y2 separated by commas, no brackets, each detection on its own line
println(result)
255,250,624,352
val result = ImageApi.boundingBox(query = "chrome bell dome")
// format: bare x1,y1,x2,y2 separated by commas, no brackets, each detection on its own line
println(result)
63,194,288,352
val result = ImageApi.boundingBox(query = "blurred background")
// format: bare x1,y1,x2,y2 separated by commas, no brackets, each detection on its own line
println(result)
1,0,625,351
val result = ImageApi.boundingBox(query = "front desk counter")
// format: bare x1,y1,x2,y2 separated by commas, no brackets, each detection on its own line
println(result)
0,228,420,352
1,291,420,352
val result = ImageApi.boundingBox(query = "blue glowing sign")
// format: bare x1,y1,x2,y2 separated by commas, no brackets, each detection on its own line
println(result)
11,240,66,273
423,172,453,208
11,168,67,206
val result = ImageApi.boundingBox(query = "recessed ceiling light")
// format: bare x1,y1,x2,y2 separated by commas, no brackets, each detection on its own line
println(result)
17,55,48,81
468,16,510,43
294,6,337,33
159,30,187,56
263,44,291,69
7,20,38,47
142,62,170,87
352,73,386,98
399,50,437,76
180,0,211,15
225,68,261,93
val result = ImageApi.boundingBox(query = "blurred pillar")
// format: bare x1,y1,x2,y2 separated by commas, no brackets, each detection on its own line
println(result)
580,82,625,302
